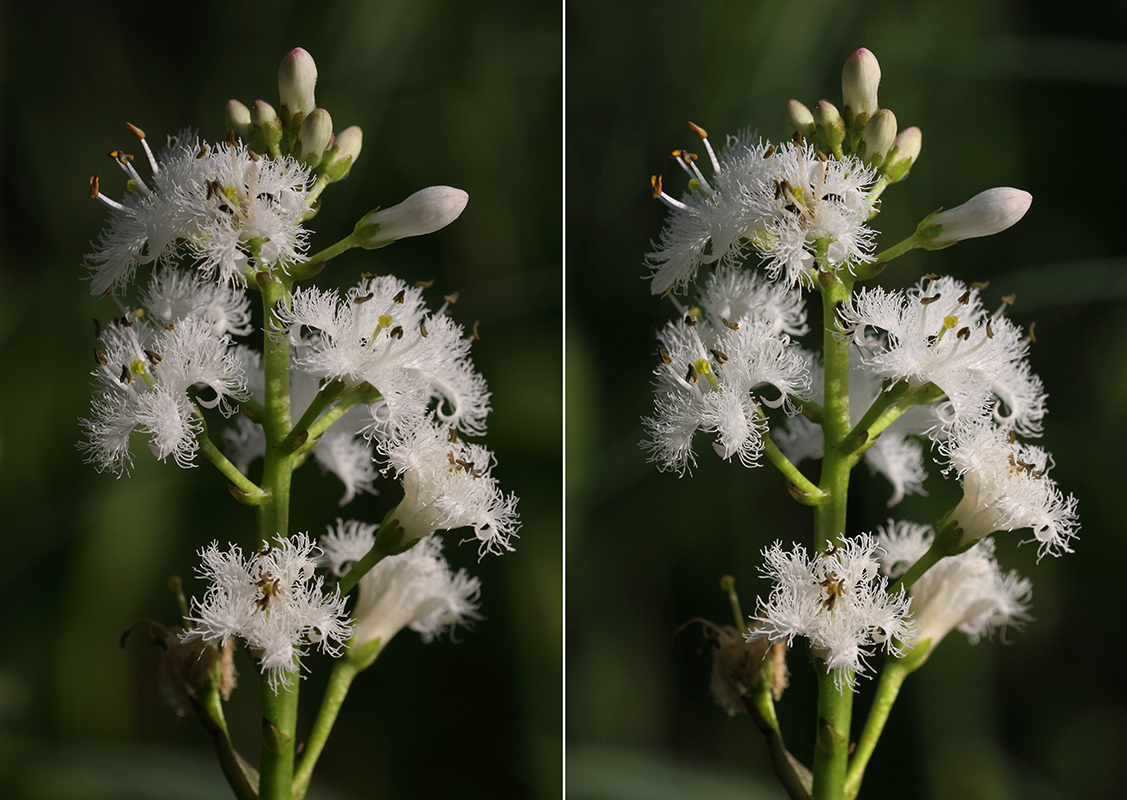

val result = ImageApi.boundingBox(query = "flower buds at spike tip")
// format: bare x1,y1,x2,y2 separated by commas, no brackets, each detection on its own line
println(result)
294,108,333,167
278,47,318,125
353,186,469,249
858,109,897,167
813,99,846,152
921,188,1033,249
881,126,921,183
249,99,284,155
785,100,815,139
319,125,363,183
842,47,881,130
224,100,252,141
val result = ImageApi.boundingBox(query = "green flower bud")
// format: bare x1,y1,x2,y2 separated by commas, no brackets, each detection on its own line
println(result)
858,108,897,167
813,99,846,152
224,100,251,141
881,126,921,183
320,125,363,183
278,47,318,125
249,99,283,155
785,100,815,139
353,186,469,249
294,108,333,168
842,47,881,130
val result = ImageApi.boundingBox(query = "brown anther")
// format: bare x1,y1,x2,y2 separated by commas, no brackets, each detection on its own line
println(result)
444,292,459,304
763,144,776,158
822,193,843,204
1007,430,1017,444
816,150,829,162
226,130,237,147
361,272,377,280
93,318,102,338
687,121,708,140
119,364,132,384
1001,294,1016,306
352,292,374,305
118,314,134,327
791,130,804,146
89,175,100,199
419,319,429,338
685,364,698,383
920,294,941,306
1025,322,1037,343
670,149,682,159
658,347,671,365
392,289,405,304
157,318,175,332
709,348,729,364
651,174,663,199
680,151,697,164
971,281,990,290
721,317,739,331
196,143,208,159
249,150,260,162
415,278,435,288
957,290,971,305
389,326,404,340
985,318,994,339
924,273,940,281
448,428,458,443
784,203,801,216
94,349,108,367
218,203,233,215
257,192,276,203
125,122,146,140
684,314,697,327
472,320,481,340
956,327,971,340
144,349,162,365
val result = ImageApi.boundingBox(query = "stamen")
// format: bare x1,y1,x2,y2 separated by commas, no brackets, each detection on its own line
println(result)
686,120,720,175
93,318,101,338
118,315,134,327
1025,322,1036,343
920,294,941,306
472,320,481,340
709,348,729,364
415,278,435,288
685,363,697,383
361,272,377,280
923,273,940,281
94,349,108,367
763,144,775,158
448,428,459,443
392,289,405,304
658,347,672,365
721,318,739,331
956,326,970,340
389,326,404,340
419,319,428,338
145,349,163,365
444,292,459,305
353,292,374,305
971,281,990,290
125,122,159,176
684,314,697,327
196,143,209,159
157,318,175,332
119,364,132,384
957,290,971,305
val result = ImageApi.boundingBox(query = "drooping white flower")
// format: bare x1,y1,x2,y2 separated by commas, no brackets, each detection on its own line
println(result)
642,309,811,474
380,420,519,557
697,268,809,338
846,275,1046,433
940,419,1079,558
181,533,353,691
87,129,312,294
140,268,253,337
746,533,916,691
877,520,1032,648
320,520,481,649
80,314,247,474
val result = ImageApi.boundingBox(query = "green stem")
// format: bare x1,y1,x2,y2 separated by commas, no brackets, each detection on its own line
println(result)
720,576,744,628
337,513,406,596
841,380,910,456
870,232,922,266
193,680,260,800
843,659,908,799
891,514,963,594
813,272,853,549
763,429,826,505
259,677,299,800
292,658,361,799
747,662,813,800
290,233,358,281
812,667,853,800
294,383,381,458
195,417,268,503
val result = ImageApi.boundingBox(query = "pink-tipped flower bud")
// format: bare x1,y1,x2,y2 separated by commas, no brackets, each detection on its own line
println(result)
295,108,333,167
225,100,252,141
923,188,1033,248
842,48,881,128
354,186,469,249
278,47,318,121
785,100,815,139
882,126,922,183
858,108,897,167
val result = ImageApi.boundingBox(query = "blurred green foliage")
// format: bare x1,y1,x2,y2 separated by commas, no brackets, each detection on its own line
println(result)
0,1,561,798
567,1,1127,798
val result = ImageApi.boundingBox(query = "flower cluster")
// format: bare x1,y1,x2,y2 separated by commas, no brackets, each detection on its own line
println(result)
181,533,352,690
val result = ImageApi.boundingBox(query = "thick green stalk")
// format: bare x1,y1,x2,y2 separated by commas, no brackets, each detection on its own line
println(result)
813,272,853,549
338,513,406,596
812,668,853,800
292,657,361,799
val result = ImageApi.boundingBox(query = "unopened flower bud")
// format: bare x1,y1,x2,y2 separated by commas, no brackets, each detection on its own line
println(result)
785,100,815,139
921,188,1033,249
842,47,881,129
295,108,333,167
353,186,469,249
278,47,318,124
813,99,846,152
249,99,283,154
881,126,921,183
858,108,897,167
320,125,363,183
224,100,252,141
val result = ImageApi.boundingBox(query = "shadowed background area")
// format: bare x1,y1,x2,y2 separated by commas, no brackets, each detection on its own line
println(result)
0,1,561,798
567,1,1126,799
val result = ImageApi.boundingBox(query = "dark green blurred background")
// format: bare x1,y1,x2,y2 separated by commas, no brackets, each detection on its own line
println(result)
0,1,561,798
567,2,1127,799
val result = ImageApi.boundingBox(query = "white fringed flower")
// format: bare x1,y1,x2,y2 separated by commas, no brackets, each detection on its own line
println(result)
877,520,1032,648
380,421,520,557
181,533,352,691
321,520,481,649
746,533,916,691
87,129,312,294
141,268,253,337
80,314,247,474
940,420,1079,558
